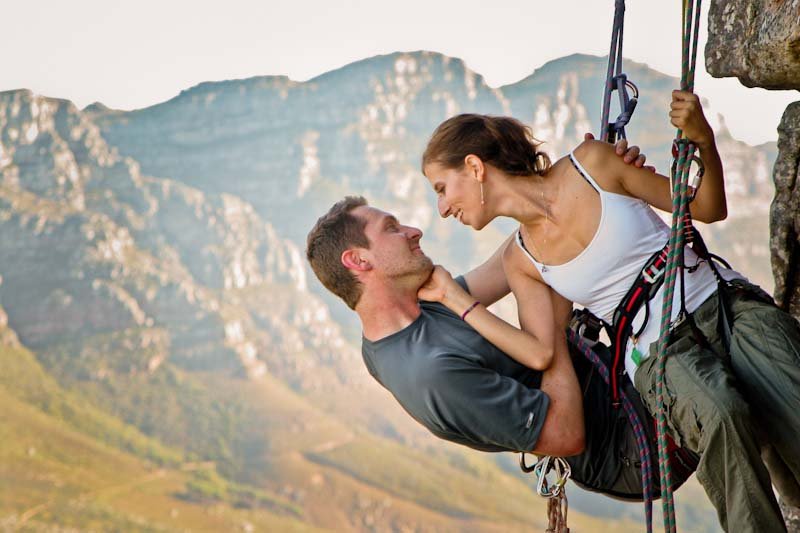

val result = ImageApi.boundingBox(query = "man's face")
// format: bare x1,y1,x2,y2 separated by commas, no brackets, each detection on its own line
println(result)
352,206,433,283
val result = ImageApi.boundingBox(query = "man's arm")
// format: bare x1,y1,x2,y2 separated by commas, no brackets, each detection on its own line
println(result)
425,353,553,453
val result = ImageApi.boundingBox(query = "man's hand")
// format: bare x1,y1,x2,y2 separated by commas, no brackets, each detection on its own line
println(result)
584,132,656,172
417,265,460,303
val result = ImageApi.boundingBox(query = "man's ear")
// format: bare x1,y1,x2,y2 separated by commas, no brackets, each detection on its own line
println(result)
341,249,372,272
464,154,485,183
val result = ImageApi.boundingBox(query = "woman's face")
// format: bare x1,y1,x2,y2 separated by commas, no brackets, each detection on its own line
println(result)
424,161,486,229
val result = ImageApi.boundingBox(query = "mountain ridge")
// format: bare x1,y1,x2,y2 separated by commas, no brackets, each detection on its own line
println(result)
0,51,764,531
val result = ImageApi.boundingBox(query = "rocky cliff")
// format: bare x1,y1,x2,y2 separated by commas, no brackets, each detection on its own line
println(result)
707,1,800,527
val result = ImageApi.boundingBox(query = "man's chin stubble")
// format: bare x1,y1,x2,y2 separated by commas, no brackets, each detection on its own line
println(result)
408,257,434,289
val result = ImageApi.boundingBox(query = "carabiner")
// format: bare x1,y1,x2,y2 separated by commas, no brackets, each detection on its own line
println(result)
520,455,572,499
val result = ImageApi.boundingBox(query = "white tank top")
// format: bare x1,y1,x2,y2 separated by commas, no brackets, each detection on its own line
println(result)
515,150,742,378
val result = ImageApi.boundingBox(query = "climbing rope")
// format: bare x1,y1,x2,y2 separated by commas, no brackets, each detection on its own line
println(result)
529,2,705,531
523,331,657,533
568,331,656,533
653,1,704,532
597,1,657,530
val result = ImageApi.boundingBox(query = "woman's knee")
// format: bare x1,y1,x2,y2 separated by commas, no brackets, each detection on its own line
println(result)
706,388,753,433
683,370,752,430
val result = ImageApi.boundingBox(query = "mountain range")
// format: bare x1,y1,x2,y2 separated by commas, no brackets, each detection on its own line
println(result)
0,51,775,531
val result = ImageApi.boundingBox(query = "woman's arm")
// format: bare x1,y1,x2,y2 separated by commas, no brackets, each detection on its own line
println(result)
418,264,557,371
503,245,584,455
576,90,726,223
669,90,726,221
462,233,513,307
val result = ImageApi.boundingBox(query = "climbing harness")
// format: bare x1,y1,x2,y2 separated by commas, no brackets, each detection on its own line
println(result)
608,245,671,408
606,224,727,411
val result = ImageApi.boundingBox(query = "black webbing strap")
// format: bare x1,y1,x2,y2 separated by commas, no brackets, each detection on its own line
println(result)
684,229,734,352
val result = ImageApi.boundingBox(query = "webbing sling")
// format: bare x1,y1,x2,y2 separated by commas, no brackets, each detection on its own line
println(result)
599,0,638,143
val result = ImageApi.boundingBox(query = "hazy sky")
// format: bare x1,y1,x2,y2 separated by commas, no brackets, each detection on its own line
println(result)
3,0,797,145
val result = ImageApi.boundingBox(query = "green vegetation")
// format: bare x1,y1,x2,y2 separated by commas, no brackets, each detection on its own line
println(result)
0,352,321,532
178,467,303,517
0,344,181,466
36,329,254,475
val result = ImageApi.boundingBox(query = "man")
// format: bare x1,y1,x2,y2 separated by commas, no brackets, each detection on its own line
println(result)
306,198,800,531
305,195,584,455
305,138,651,455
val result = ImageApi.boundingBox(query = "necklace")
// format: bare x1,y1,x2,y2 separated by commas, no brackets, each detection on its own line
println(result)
523,179,551,272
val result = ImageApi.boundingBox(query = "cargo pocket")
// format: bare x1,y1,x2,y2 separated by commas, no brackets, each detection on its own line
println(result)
634,355,682,447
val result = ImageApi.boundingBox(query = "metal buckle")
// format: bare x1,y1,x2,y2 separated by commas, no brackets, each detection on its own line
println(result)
669,311,688,333
671,140,705,201
642,264,665,284
687,156,705,201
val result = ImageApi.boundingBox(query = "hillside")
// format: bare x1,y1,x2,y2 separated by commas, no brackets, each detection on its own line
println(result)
0,51,775,530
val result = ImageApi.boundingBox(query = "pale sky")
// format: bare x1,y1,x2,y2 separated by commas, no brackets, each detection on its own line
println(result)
2,0,797,145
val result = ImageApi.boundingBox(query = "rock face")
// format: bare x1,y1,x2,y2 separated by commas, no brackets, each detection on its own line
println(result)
771,102,800,316
708,1,800,528
0,89,355,384
706,0,800,89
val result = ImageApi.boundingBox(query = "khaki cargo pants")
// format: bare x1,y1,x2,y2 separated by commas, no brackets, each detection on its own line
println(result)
634,280,800,533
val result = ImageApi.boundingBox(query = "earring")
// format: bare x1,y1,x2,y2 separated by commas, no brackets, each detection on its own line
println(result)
480,182,485,206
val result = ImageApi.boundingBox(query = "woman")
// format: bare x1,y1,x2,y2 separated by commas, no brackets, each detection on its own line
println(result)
419,91,800,532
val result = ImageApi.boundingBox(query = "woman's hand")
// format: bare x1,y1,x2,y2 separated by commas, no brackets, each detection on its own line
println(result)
670,90,714,148
417,265,459,303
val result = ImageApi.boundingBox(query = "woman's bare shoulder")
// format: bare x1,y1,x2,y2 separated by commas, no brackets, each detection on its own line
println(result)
502,231,543,281
572,139,616,165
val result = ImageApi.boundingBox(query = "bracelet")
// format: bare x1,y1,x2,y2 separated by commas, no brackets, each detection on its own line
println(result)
460,301,481,320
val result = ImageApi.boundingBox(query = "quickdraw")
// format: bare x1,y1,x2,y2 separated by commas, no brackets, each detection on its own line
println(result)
520,454,572,498
520,454,571,532
599,0,639,143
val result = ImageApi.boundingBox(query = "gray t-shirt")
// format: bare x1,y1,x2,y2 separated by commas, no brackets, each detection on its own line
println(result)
361,277,550,453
